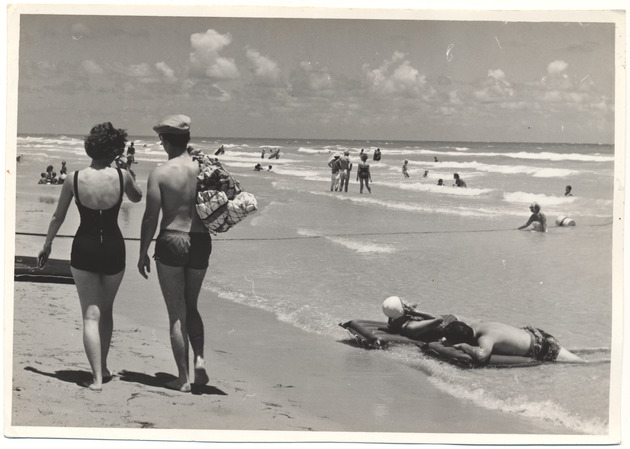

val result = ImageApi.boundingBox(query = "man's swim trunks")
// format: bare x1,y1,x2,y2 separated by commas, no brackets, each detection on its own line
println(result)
522,326,561,361
154,230,212,269
71,168,126,275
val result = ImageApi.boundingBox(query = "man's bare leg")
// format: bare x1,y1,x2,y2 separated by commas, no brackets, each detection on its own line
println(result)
156,262,191,392
185,267,209,385
556,347,586,363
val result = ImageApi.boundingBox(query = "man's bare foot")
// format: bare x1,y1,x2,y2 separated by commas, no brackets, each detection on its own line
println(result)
81,379,102,391
165,379,191,392
194,358,209,386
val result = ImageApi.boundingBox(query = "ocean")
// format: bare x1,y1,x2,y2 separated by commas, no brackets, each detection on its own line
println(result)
13,134,616,435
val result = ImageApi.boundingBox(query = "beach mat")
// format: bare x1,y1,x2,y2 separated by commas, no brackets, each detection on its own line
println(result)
418,341,542,369
339,316,457,349
14,255,74,285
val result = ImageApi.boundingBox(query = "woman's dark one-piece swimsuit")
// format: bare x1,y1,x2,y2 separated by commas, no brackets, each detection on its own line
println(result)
71,168,125,275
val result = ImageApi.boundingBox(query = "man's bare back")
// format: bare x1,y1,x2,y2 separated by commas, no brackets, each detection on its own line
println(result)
150,156,205,233
471,321,533,357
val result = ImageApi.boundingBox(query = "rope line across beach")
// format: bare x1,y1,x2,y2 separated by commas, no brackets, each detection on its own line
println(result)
15,221,612,242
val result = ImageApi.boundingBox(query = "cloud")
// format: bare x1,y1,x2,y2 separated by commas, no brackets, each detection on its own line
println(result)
547,60,569,76
189,29,239,80
81,59,104,75
155,61,177,84
472,69,514,101
363,52,427,97
246,48,281,84
289,61,335,95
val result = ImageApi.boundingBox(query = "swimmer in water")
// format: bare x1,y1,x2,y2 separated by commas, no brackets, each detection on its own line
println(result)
565,185,573,196
518,202,547,232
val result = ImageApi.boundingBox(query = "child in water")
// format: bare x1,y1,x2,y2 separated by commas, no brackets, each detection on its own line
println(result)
402,160,410,178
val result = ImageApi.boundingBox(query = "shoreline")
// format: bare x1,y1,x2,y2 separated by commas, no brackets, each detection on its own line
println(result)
10,270,579,442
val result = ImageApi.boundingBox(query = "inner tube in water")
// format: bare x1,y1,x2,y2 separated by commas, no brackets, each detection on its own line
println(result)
14,255,74,285
418,341,542,369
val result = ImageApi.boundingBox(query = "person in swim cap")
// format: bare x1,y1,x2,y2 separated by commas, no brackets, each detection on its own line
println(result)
518,202,547,232
382,296,457,341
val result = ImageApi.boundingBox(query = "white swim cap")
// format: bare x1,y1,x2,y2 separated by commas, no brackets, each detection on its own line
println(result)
382,296,405,319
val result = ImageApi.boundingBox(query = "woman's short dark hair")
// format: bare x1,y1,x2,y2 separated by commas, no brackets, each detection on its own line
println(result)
160,132,191,148
84,122,128,160
443,321,475,345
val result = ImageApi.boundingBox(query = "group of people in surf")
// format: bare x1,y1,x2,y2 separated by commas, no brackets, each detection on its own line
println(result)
38,161,68,185
380,296,585,365
328,150,372,194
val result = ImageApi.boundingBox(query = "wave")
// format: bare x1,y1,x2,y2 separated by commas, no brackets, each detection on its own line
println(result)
297,229,396,254
503,191,577,207
404,160,580,178
425,372,608,435
306,190,522,218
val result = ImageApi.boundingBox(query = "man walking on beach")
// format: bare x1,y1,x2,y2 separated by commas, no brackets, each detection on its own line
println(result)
138,114,211,392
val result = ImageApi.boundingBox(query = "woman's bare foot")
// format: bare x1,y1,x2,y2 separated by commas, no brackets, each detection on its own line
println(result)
165,379,191,392
194,358,209,386
102,369,114,383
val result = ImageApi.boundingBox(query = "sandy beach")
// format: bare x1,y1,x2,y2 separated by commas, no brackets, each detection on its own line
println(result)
10,251,583,443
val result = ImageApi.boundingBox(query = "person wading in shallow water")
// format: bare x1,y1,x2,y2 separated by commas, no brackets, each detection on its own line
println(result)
138,114,211,392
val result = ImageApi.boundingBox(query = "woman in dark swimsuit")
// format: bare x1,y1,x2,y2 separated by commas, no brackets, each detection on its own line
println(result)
38,122,143,390
356,153,372,194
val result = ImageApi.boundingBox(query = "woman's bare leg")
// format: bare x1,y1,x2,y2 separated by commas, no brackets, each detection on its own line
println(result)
71,267,123,390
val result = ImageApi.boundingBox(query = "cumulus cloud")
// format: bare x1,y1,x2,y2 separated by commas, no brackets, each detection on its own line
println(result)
473,68,514,101
246,48,281,84
81,59,104,75
189,29,239,80
289,61,334,94
547,60,569,75
363,52,426,97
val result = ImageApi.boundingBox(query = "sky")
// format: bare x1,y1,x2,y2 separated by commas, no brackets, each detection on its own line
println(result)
14,8,619,143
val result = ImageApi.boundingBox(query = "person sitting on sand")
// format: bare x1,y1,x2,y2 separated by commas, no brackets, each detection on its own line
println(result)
138,114,211,393
518,202,547,232
442,320,585,364
382,296,456,341
565,185,573,196
50,172,59,185
58,172,67,185
37,172,47,184
402,160,410,178
38,122,143,390
453,173,467,187
356,153,372,194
